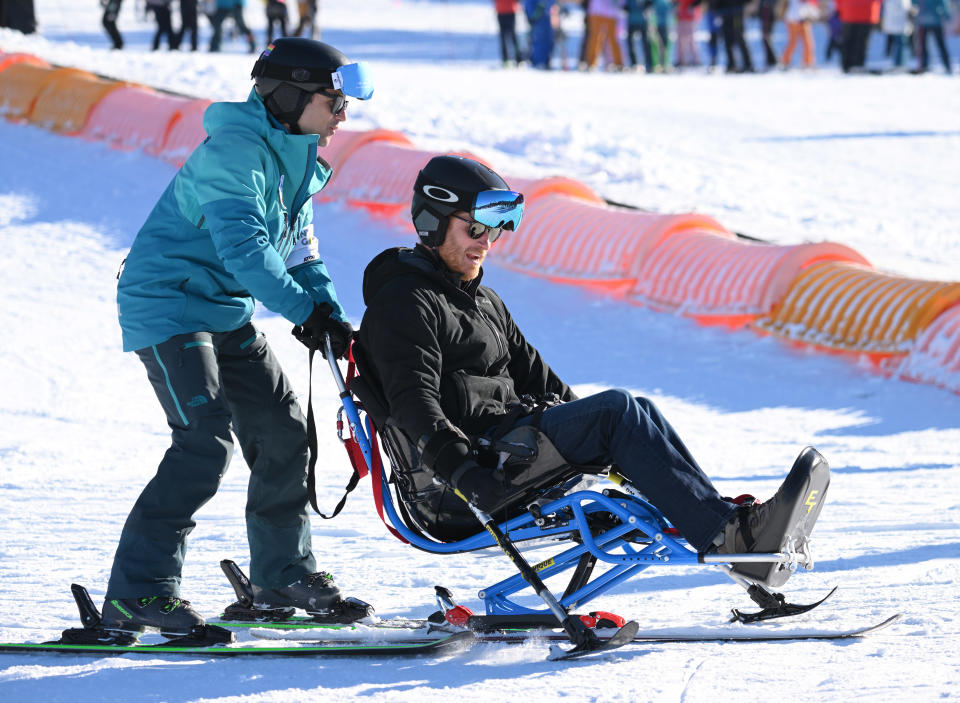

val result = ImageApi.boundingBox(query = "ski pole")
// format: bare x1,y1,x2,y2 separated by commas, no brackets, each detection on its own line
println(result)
451,488,599,650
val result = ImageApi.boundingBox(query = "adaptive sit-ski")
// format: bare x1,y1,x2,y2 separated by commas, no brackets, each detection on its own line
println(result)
319,336,834,658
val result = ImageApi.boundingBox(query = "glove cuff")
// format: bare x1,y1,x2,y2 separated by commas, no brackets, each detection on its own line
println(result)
418,426,470,476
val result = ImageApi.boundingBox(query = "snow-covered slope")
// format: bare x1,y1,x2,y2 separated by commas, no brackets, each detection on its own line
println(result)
1,2,958,701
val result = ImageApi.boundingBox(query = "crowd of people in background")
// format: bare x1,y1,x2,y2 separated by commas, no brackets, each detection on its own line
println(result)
91,0,957,74
99,0,318,53
499,0,958,73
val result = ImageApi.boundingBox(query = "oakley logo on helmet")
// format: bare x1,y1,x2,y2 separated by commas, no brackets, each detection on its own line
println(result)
422,185,459,203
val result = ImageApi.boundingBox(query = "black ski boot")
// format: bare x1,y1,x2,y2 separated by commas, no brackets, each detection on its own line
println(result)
100,596,205,636
252,572,342,614
57,585,235,647
220,560,374,624
717,447,830,587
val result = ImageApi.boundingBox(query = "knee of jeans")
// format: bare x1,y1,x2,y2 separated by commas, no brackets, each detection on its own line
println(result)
594,388,635,418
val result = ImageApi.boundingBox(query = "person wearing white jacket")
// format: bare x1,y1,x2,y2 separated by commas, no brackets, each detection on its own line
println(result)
882,0,913,67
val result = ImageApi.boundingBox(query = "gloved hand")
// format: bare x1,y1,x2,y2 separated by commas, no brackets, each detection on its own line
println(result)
419,427,506,512
292,302,354,359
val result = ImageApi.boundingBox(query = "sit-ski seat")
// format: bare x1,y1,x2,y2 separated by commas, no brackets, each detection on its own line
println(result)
340,341,717,620
334,341,828,625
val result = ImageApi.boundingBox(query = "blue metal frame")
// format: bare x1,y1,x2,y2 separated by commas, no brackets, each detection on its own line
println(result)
340,399,705,617
324,337,711,618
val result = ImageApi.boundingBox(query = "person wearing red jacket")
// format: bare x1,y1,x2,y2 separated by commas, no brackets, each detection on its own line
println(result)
676,0,702,67
836,0,882,71
495,0,525,65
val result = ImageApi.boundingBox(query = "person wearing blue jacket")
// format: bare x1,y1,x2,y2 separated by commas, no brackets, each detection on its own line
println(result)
209,0,256,53
100,39,375,640
525,0,556,69
913,0,953,73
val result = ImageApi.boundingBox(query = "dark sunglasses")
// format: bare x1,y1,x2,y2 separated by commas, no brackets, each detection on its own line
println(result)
450,213,504,243
317,89,348,116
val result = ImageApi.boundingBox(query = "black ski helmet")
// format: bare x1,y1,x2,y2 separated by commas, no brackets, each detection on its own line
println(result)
412,156,518,247
251,38,361,131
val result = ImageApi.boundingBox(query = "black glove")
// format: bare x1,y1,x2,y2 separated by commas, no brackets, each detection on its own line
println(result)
419,427,507,512
292,302,354,359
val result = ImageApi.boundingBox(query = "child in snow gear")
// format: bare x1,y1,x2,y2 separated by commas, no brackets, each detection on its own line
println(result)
359,155,827,587
104,38,373,638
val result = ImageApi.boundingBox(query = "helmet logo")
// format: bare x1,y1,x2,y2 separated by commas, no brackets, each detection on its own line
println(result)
422,185,459,203
292,68,311,81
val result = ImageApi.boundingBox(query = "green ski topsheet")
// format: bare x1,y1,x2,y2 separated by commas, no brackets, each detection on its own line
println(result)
0,630,474,657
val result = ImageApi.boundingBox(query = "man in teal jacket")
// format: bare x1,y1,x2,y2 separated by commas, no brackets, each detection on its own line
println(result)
102,38,374,639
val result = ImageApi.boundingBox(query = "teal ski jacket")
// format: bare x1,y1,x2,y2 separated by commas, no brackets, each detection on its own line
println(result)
117,88,346,352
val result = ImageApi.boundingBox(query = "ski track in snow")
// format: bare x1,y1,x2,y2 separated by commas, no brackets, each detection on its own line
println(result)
1,2,959,701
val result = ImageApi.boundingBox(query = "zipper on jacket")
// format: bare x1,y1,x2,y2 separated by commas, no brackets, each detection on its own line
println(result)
289,141,318,231
475,297,506,359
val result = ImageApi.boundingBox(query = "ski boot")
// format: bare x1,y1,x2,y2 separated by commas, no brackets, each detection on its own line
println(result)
220,559,374,624
717,446,830,587
58,584,234,647
100,596,205,636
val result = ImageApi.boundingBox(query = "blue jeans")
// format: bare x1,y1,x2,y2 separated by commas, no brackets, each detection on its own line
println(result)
517,389,736,552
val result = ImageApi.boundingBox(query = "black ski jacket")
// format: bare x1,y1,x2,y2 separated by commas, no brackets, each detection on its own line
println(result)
359,245,576,444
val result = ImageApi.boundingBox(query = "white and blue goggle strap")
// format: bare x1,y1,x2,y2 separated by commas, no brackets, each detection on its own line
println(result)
331,62,374,100
472,190,525,232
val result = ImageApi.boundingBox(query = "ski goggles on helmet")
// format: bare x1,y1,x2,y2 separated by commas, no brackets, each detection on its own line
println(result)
330,62,374,100
471,190,524,232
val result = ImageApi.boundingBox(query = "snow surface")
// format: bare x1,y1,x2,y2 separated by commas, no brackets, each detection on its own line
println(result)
1,2,959,702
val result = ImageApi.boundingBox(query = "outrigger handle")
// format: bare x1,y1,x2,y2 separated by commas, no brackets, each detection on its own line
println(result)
322,332,375,485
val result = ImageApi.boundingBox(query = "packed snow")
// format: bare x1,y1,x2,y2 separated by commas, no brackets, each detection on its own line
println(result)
1,2,959,702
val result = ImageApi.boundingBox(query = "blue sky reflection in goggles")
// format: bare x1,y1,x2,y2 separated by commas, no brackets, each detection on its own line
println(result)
331,62,374,100
472,190,524,231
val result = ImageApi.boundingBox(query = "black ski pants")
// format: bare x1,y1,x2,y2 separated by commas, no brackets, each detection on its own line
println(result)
917,26,952,73
626,21,653,72
841,22,871,72
106,323,316,598
497,12,522,64
150,5,175,51
102,0,123,49
209,7,256,53
721,9,754,72
174,0,199,51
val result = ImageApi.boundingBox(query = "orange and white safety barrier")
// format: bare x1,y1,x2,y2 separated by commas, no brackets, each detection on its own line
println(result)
896,304,960,393
754,262,960,356
81,85,196,155
632,233,868,326
318,140,485,218
2,50,958,395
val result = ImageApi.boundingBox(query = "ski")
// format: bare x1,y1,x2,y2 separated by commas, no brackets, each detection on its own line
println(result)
243,614,901,646
547,620,640,660
0,630,475,658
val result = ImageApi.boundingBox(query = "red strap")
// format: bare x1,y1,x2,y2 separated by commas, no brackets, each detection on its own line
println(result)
339,351,408,544
368,425,408,544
